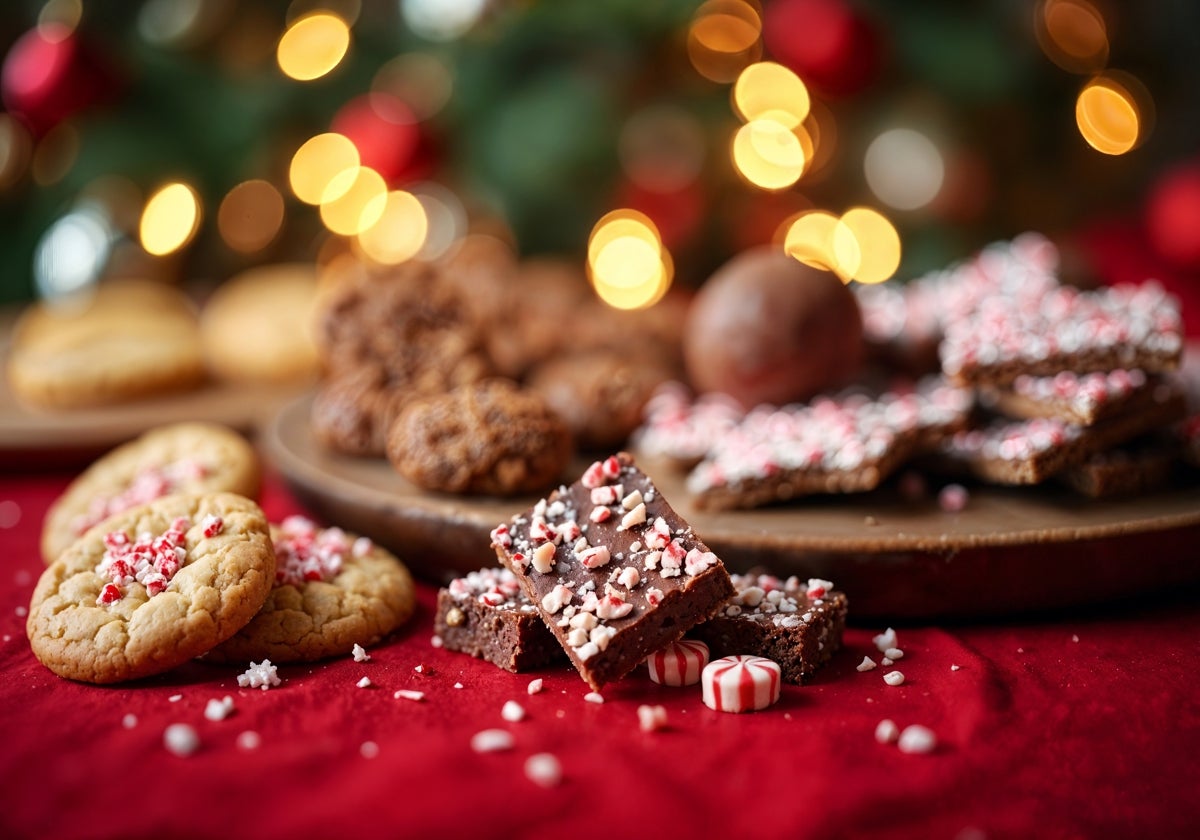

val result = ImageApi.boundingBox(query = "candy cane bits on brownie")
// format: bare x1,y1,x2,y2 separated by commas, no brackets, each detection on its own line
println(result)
489,453,735,690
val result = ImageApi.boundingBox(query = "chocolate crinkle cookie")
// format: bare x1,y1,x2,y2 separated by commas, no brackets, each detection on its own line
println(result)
386,379,573,496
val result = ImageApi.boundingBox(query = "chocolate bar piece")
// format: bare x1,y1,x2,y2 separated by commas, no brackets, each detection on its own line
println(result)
434,568,564,672
690,574,848,685
940,281,1184,388
686,377,972,511
489,453,735,690
941,385,1187,485
1057,436,1179,499
979,369,1160,427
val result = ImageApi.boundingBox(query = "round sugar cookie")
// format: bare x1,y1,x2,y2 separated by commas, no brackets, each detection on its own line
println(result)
200,263,319,384
40,422,261,564
26,493,275,684
7,278,207,410
206,516,416,664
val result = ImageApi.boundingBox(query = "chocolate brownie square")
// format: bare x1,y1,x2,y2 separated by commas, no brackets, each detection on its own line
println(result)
690,574,848,685
489,453,735,690
434,568,564,672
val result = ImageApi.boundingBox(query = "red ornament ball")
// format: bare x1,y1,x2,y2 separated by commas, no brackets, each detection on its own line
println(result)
763,0,881,98
1,23,117,134
683,246,864,408
331,93,426,185
1146,162,1200,270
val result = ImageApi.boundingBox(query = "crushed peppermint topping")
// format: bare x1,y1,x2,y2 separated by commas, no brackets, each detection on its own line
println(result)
883,671,906,686
447,567,537,614
394,689,425,702
94,516,190,605
501,700,526,722
884,647,905,660
273,516,347,587
637,704,668,732
874,719,900,744
122,713,138,729
524,753,563,788
70,459,210,536
470,729,514,753
237,659,281,690
856,656,877,672
873,628,898,652
236,731,261,751
163,723,200,757
352,643,370,662
356,677,373,689
584,692,605,704
360,741,380,759
204,696,235,721
527,679,544,695
897,724,938,754
201,514,224,538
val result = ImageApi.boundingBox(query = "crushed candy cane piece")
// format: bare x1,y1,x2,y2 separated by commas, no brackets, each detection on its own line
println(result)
236,731,261,751
352,643,370,662
203,696,235,721
272,516,348,587
883,671,906,686
875,719,900,744
897,724,937,754
873,627,898,652
163,723,199,757
122,713,138,729
637,704,668,732
885,647,904,660
584,691,605,704
394,689,425,702
524,753,563,788
356,677,373,689
856,656,878,672
238,659,281,691
471,729,515,753
501,700,526,722
360,741,380,759
94,517,191,605
527,679,544,695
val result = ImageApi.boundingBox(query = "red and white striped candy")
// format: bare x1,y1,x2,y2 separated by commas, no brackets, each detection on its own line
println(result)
701,655,782,713
646,639,710,686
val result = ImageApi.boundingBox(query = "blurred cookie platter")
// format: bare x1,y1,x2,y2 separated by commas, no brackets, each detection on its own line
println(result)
265,392,1200,621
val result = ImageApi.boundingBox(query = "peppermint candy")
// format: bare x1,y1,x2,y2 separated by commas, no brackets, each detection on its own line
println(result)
701,655,782,713
646,639,710,687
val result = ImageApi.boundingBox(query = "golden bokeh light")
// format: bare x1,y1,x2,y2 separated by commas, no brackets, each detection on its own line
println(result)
587,209,673,310
277,12,351,81
289,133,360,205
783,210,840,273
0,113,33,191
1036,0,1108,74
1076,75,1141,155
687,0,763,83
833,207,902,284
38,0,82,33
218,179,285,253
319,165,388,236
733,61,810,128
140,182,201,257
732,119,806,191
287,0,362,26
355,190,428,264
864,128,945,211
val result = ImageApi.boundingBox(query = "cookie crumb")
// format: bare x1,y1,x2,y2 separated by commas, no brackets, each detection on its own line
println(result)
872,627,898,652
163,723,199,757
203,696,235,721
394,689,425,702
856,656,877,672
883,671,906,686
352,643,370,662
584,691,605,704
524,753,563,788
470,729,514,753
501,700,526,722
527,678,544,695
238,659,281,690
236,731,261,751
360,741,380,759
637,704,668,732
897,724,937,754
122,713,138,729
168,694,183,703
874,719,899,744
356,677,373,689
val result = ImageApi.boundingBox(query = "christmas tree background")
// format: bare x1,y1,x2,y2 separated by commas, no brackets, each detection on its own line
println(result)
1,0,1199,321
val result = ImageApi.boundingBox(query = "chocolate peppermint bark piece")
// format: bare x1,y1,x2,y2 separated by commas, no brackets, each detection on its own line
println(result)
941,385,1187,485
632,382,745,469
979,369,1161,427
433,568,564,673
686,377,972,511
940,281,1184,388
489,453,735,690
690,574,847,685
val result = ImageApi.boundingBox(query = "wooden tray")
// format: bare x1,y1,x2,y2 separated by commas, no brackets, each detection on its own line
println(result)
264,394,1200,620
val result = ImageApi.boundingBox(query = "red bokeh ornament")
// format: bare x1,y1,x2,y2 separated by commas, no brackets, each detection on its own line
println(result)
330,92,434,185
1146,161,1200,271
763,0,881,98
1,23,119,135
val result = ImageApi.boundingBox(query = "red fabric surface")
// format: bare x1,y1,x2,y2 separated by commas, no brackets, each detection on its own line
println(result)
2,469,1198,840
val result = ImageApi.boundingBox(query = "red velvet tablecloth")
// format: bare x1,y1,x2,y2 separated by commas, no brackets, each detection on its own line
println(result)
1,469,1198,840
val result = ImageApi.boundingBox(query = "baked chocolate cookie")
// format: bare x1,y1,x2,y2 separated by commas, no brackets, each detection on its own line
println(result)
27,493,275,684
41,422,261,565
206,516,416,664
386,378,572,496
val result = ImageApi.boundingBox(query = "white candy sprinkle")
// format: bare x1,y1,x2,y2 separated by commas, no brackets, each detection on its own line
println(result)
584,692,605,705
637,704,668,733
394,689,425,702
236,730,261,751
501,700,526,722
950,664,962,671
881,657,894,667
238,659,281,690
352,643,370,662
470,729,515,753
524,753,563,788
527,679,544,695
203,696,235,721
1071,634,1080,643
15,605,27,617
430,635,444,648
873,627,898,652
874,719,900,744
168,694,183,703
414,664,424,674
453,682,464,689
360,741,380,758
883,671,906,686
356,677,373,689
884,647,904,660
897,724,937,754
856,656,877,672
122,713,138,729
163,723,199,757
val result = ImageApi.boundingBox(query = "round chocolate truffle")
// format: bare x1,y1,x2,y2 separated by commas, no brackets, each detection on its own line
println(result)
683,247,864,407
